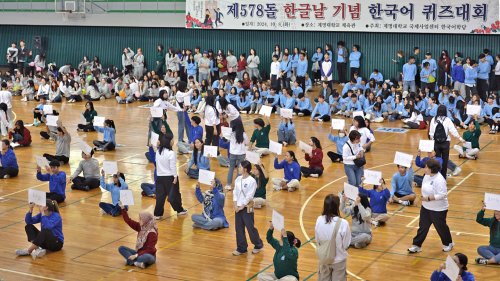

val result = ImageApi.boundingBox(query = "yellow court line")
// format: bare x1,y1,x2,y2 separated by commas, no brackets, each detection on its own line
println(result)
299,162,394,281
0,267,64,281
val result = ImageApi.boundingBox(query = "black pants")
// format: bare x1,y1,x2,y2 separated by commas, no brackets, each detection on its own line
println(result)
434,141,450,179
293,108,311,116
34,111,44,122
228,72,237,81
337,62,347,83
279,77,290,90
8,62,16,74
235,208,263,253
125,65,133,75
270,75,279,90
327,151,343,162
314,114,331,122
300,166,323,177
46,192,65,203
43,154,69,165
205,124,221,149
313,70,321,81
93,140,115,151
77,123,96,132
0,167,19,178
71,176,100,191
412,207,452,247
465,85,477,102
350,67,359,81
296,76,305,91
485,118,496,128
477,79,489,101
154,176,184,217
25,225,63,251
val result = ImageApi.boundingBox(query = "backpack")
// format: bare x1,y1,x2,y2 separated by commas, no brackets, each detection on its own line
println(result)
434,119,447,143
316,218,341,265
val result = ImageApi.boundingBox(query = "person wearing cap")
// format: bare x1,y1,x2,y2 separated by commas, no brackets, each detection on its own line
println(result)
37,160,66,203
69,150,100,191
430,253,474,281
402,56,417,93
475,203,500,265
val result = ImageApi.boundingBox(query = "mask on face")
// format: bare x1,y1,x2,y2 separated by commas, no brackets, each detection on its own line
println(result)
339,132,345,138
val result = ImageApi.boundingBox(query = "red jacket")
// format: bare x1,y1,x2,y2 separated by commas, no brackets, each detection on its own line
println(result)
305,148,324,170
121,209,158,257
218,59,227,72
9,127,31,146
237,59,247,72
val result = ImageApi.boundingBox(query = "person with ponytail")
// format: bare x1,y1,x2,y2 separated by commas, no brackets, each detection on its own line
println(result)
185,138,210,179
300,137,324,178
77,101,97,132
118,202,158,269
340,193,373,249
0,139,19,179
272,151,301,192
430,253,474,281
93,119,116,151
16,199,64,259
8,120,32,147
257,223,301,281
225,117,248,191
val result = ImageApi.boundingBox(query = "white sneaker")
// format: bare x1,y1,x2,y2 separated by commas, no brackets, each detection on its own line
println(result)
251,247,263,254
292,112,297,116
134,262,146,269
224,185,232,191
154,216,162,220
452,167,461,176
100,209,107,215
15,249,29,256
310,174,319,178
177,209,188,216
442,243,454,252
399,200,411,206
31,248,46,260
371,220,379,227
273,185,282,191
298,112,304,117
318,119,323,122
407,245,422,253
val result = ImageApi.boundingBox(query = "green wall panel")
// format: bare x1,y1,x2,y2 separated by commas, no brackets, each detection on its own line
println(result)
0,25,497,81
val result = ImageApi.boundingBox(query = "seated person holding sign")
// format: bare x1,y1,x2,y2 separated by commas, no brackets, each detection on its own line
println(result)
185,138,210,179
42,121,71,165
37,160,66,203
475,203,500,265
118,203,158,269
249,117,271,156
93,119,116,152
69,149,100,191
273,151,301,192
99,170,128,216
0,140,19,179
430,253,474,281
257,222,301,281
252,163,269,209
340,193,373,249
389,163,416,206
300,137,324,178
327,128,348,163
192,181,229,230
453,115,481,160
16,200,64,259
359,178,391,227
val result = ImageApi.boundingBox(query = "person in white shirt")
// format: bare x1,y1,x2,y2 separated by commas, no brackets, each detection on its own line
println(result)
321,53,334,89
232,160,263,256
153,134,187,219
225,118,249,190
349,116,375,152
175,82,193,144
429,105,465,178
408,159,453,254
36,78,50,100
217,96,241,125
203,95,220,147
315,194,351,281
342,130,365,187
270,55,280,90
0,82,13,127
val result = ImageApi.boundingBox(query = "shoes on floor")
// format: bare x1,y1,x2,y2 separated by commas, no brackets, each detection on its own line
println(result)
407,245,422,253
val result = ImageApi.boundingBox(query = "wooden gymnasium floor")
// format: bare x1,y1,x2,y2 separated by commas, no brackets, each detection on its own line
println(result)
1,88,499,281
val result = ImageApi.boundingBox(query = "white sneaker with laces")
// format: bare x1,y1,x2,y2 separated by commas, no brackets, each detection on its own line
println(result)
15,249,29,256
298,113,304,117
31,248,46,260
407,245,422,253
134,262,146,269
399,200,411,206
371,220,379,227
452,167,461,176
224,185,232,191
442,242,454,252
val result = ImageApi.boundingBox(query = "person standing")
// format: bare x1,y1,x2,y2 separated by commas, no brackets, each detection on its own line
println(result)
402,56,417,93
342,130,365,187
477,54,491,101
335,41,348,84
408,159,454,254
232,160,263,256
17,40,30,76
296,52,308,91
349,45,361,81
6,42,18,75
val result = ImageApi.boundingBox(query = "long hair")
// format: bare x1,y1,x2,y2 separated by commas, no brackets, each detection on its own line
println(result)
85,101,95,112
310,137,321,149
218,97,229,110
436,104,447,117
231,118,245,144
204,94,219,119
192,138,204,165
287,151,298,163
104,119,116,132
158,134,173,154
254,164,266,187
322,194,340,223
46,199,60,213
353,194,370,224
353,115,367,128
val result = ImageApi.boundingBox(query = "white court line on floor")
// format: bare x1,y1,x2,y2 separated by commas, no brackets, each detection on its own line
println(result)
0,268,64,281
299,162,394,281
1,182,48,198
406,172,474,228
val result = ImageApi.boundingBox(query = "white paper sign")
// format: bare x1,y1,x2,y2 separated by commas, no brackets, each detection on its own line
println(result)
183,96,191,106
484,193,500,211
466,104,481,116
35,155,50,168
102,161,118,175
245,150,261,164
463,142,472,149
42,105,53,114
198,169,215,186
272,209,285,231
269,140,283,155
393,151,413,168
28,189,46,206
280,108,293,119
203,145,218,158
46,115,59,127
343,182,359,201
419,140,435,153
353,111,364,118
119,190,134,206
150,107,164,118
221,126,232,139
363,170,382,186
77,139,93,155
442,255,460,281
93,116,105,127
331,119,346,130
150,132,159,147
299,141,313,155
259,105,273,117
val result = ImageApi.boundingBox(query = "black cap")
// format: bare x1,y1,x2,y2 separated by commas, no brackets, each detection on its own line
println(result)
49,160,60,167
425,52,431,56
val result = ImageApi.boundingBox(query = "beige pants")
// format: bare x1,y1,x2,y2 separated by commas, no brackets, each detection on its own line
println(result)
272,178,300,192
453,145,479,157
253,197,266,208
317,260,347,281
372,213,389,222
253,147,271,156
257,273,298,281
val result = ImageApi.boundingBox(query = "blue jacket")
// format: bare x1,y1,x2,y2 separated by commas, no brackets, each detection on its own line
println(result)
430,270,474,281
188,150,210,171
195,186,229,227
415,156,443,168
296,59,308,77
279,59,292,78
451,64,465,83
186,61,197,77
425,103,438,117
390,168,414,196
237,95,251,109
291,86,303,96
37,171,66,199
311,101,330,117
191,94,202,106
278,121,295,133
328,134,348,155
297,98,313,111
100,176,128,206
403,63,417,81
423,58,437,73
464,67,478,84
94,126,116,144
0,148,18,169
349,51,361,68
369,72,383,82
311,52,323,63
267,94,280,107
358,187,390,214
185,111,204,144
420,67,433,83
347,100,362,111
478,61,491,80
274,158,301,182
282,96,296,109
291,54,299,68
25,211,64,242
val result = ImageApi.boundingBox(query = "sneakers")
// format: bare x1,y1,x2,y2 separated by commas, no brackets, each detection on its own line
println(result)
251,247,263,254
475,257,488,265
3,175,10,179
100,209,108,215
354,242,365,249
371,220,379,227
399,200,411,206
154,216,162,220
407,245,422,253
134,262,146,269
452,167,461,176
224,185,232,191
232,250,246,256
15,249,29,256
31,248,46,260
298,112,304,117
318,118,324,122
177,209,188,216
310,174,319,178
442,242,454,252
273,185,282,191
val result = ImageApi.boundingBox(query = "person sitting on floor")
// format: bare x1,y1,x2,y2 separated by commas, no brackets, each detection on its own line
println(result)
192,180,229,230
475,203,500,265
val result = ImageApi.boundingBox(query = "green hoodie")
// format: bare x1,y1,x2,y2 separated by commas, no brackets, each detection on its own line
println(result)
266,228,299,279
476,210,500,248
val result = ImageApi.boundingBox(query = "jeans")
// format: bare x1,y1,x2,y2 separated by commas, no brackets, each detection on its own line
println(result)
93,140,116,151
118,246,156,266
199,72,209,84
227,154,246,186
186,168,199,179
141,183,156,196
12,133,23,142
344,164,363,186
99,202,122,216
192,214,224,230
477,245,500,263
177,111,190,143
277,129,296,145
403,80,416,93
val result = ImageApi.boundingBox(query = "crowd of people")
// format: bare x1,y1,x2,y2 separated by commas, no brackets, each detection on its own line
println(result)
2,39,500,280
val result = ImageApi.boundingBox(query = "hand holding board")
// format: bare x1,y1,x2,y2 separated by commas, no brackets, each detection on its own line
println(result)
150,107,163,118
42,105,53,115
221,126,232,139
77,139,93,155
93,116,105,127
299,141,313,155
203,145,218,158
35,155,50,168
28,189,46,206
119,190,134,206
198,169,216,186
46,115,59,127
183,96,191,106
259,105,273,117
269,140,283,155
394,151,412,168
343,183,359,201
466,104,481,116
280,108,293,119
102,161,118,175
272,209,285,231
484,193,500,211
419,140,435,153
442,255,460,281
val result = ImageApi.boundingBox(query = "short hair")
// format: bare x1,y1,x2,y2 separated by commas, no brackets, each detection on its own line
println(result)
425,159,441,174
348,130,361,141
191,115,201,125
